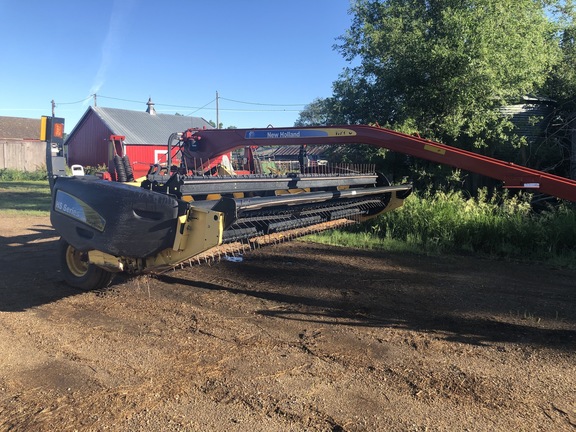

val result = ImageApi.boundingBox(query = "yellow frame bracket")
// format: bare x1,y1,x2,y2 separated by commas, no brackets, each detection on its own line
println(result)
147,206,224,270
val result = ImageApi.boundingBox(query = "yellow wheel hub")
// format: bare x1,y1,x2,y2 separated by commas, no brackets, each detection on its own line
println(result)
65,246,89,277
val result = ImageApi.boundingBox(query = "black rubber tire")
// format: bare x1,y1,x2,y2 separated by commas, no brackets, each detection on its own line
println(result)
114,155,127,182
59,238,114,291
122,155,135,182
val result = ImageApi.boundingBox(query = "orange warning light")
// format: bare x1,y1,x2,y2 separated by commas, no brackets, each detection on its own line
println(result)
53,122,64,138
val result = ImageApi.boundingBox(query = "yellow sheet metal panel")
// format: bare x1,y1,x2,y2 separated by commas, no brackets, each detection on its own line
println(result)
40,116,48,141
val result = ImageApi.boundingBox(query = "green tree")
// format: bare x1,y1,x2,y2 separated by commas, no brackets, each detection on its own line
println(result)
542,1,576,178
296,0,576,186
334,0,561,149
544,1,576,102
295,98,340,126
207,120,236,129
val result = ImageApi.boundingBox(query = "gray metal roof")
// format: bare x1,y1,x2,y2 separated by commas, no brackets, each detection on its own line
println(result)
0,116,41,139
90,106,213,144
500,100,554,143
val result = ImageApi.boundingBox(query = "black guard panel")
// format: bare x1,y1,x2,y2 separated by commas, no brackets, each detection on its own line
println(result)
50,176,183,258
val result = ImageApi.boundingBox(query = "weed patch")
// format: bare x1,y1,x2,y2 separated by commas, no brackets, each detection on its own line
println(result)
309,189,576,268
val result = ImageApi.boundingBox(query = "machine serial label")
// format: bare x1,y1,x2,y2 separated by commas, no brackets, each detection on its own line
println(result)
245,128,357,139
54,190,106,232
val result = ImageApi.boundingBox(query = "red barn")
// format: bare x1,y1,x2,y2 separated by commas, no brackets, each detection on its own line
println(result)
66,100,213,179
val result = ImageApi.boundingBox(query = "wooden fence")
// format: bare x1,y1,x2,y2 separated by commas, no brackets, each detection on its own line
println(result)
0,140,46,171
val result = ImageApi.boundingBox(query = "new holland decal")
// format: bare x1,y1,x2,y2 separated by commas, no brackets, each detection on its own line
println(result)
245,128,357,139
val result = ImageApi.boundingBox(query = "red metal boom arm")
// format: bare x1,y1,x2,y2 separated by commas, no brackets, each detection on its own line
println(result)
187,125,576,202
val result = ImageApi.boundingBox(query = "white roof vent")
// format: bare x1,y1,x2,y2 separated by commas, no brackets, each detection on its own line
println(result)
146,97,156,115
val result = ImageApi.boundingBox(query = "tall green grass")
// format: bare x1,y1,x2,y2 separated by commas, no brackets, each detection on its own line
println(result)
0,167,47,181
308,189,576,267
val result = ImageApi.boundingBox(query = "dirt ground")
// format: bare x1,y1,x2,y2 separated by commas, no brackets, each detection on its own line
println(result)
0,215,574,431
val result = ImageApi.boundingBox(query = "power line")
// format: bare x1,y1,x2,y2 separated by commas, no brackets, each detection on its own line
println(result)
0,108,46,111
96,94,146,105
219,97,306,107
204,107,302,112
41,93,307,119
98,94,216,110
185,98,217,116
56,96,93,105
95,93,307,111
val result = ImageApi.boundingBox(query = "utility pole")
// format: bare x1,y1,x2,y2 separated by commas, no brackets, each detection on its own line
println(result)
93,93,97,107
216,91,219,129
51,99,55,117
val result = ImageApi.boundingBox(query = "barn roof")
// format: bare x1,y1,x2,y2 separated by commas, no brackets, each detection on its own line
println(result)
67,106,213,145
500,97,555,142
0,116,41,140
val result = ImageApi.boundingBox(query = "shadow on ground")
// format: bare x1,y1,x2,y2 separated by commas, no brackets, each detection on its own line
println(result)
0,223,113,311
3,222,574,353
158,243,576,351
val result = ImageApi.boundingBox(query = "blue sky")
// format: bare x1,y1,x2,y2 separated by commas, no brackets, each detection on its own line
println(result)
0,0,355,132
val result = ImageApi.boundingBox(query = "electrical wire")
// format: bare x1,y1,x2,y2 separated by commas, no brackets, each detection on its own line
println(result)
185,98,217,115
91,93,306,113
98,94,209,110
188,107,302,113
218,97,306,107
55,96,93,105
